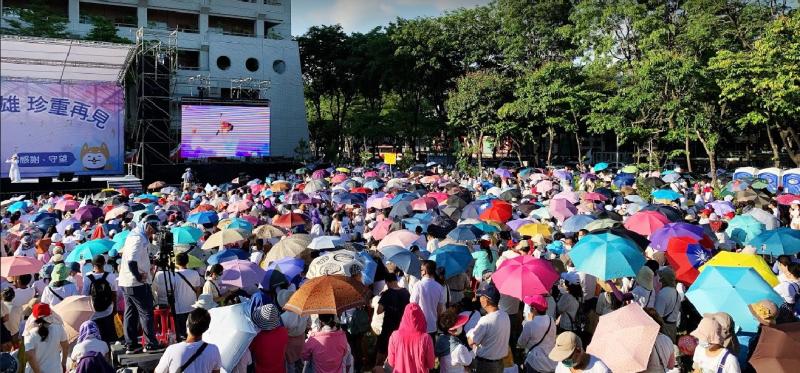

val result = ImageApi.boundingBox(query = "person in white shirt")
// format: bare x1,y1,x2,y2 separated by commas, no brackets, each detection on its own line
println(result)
410,260,447,334
24,303,69,373
518,294,557,373
155,308,222,373
468,282,510,373
81,255,118,343
40,263,78,307
13,235,36,258
690,317,740,373
118,220,160,353
773,262,799,317
549,331,610,373
435,311,473,373
168,253,203,341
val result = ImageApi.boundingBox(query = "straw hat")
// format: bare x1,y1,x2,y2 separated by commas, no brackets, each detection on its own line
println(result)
748,299,778,326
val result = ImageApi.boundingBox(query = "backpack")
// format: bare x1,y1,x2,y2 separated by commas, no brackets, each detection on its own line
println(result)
75,351,114,373
88,273,114,311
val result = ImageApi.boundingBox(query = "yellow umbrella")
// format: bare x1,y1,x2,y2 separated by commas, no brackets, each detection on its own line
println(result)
336,167,350,173
517,223,552,239
202,229,246,250
217,218,233,230
699,251,779,287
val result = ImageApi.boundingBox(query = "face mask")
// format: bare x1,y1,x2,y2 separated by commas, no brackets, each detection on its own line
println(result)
562,359,575,368
698,341,710,349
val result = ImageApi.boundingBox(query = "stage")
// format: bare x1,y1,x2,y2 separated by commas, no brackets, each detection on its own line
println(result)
0,175,143,198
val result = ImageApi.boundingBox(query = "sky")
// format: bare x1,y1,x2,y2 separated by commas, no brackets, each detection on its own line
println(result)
291,0,492,36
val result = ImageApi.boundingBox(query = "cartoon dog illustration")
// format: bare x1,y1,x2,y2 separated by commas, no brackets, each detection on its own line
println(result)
80,143,110,170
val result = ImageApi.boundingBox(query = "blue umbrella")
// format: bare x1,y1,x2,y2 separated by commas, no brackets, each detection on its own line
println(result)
36,217,58,232
725,215,765,245
172,226,203,245
390,193,416,205
358,251,377,286
111,230,130,252
402,218,429,233
66,239,115,263
430,244,473,279
332,192,366,205
226,218,254,234
447,225,478,241
364,180,382,190
593,162,609,172
472,221,501,233
750,227,800,256
413,212,435,223
569,232,645,280
686,266,784,333
613,173,636,188
8,201,29,213
31,212,57,223
207,249,249,265
381,245,421,278
651,189,681,201
188,211,219,225
262,257,304,289
562,215,596,234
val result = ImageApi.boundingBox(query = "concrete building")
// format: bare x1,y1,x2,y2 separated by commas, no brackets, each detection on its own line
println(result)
1,0,308,158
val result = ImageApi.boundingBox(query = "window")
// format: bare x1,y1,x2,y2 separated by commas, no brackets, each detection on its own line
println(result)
272,60,286,74
217,56,231,70
246,58,259,72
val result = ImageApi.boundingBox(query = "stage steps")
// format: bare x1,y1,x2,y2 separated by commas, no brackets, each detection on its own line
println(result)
107,175,144,194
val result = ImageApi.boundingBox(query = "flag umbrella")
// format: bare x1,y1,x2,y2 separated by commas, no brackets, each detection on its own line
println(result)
307,235,344,251
447,225,478,241
568,232,645,281
207,249,249,265
479,200,513,223
549,198,577,221
0,256,43,278
263,234,313,265
52,295,95,342
750,227,800,256
202,229,247,250
686,266,784,332
380,245,421,278
187,211,219,225
725,215,765,244
749,322,800,373
562,215,595,234
700,251,779,287
587,304,660,373
517,223,552,239
649,222,707,252
665,236,714,285
285,275,368,316
171,226,203,245
623,210,670,237
55,199,80,211
220,259,266,290
272,213,306,229
377,230,420,250
252,224,285,239
430,244,472,279
205,301,258,373
491,256,559,300
66,239,114,263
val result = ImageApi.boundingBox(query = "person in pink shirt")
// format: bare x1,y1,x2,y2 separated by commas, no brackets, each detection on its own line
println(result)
301,314,351,373
387,303,435,373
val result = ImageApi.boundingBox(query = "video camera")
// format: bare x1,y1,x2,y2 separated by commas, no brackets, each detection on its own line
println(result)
154,227,175,270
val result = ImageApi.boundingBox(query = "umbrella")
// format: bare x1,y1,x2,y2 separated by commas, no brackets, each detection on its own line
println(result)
187,211,219,225
270,180,291,193
74,206,103,222
202,229,247,250
308,236,344,251
662,173,681,183
708,201,735,215
517,223,552,239
54,199,80,211
569,232,645,280
479,203,513,223
263,234,313,265
0,256,43,278
429,244,472,279
286,192,312,205
506,219,536,232
651,189,681,201
93,190,119,201
186,254,204,269
303,179,329,194
273,213,307,229
377,230,420,250
623,210,670,236
491,256,559,300
308,249,365,279
725,215,765,244
562,215,595,234
472,221,501,233
701,251,779,287
285,275,368,316
621,165,638,174
725,179,751,193
262,257,305,286
649,222,707,252
389,201,414,218
750,228,800,256
147,181,166,190
498,188,522,202
332,192,366,205
745,208,780,230
529,207,551,220
380,245,422,278
613,173,636,188
749,322,800,373
535,180,554,193
584,218,620,232
447,225,478,241
312,169,328,180
553,170,572,181
402,218,429,233
7,201,29,213
207,249,249,265
253,224,285,239
686,266,784,333
553,191,579,204
587,304,660,373
593,162,609,172
665,236,714,285
493,168,512,178
226,219,254,234
66,239,115,263
220,259,266,290
776,194,800,206
205,301,258,372
411,197,438,211
111,230,130,252
364,180,382,190
369,219,393,241
171,226,203,245
52,295,95,342
582,192,607,202
549,198,577,221
642,177,665,188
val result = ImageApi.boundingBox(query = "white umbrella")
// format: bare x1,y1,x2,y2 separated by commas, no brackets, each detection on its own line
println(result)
205,300,258,373
307,249,365,279
104,205,130,220
307,236,344,251
746,208,780,230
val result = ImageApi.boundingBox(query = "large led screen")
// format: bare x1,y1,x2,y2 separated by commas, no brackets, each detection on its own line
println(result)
180,105,270,158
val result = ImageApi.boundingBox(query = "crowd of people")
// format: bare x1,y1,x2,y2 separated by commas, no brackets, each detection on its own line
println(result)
1,162,799,373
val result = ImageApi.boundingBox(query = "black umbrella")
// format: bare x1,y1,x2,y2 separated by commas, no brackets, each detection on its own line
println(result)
593,226,650,250
517,203,538,216
499,188,522,202
641,204,684,222
642,177,665,187
428,216,457,239
595,187,615,200
593,209,623,222
389,200,413,218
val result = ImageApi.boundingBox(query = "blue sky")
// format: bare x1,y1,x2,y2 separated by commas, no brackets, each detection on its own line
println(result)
291,0,491,36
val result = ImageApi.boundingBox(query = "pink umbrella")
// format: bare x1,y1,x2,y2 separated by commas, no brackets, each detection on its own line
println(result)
552,191,579,203
776,194,800,206
587,303,660,372
0,256,43,278
549,198,577,221
312,169,328,180
367,195,391,210
425,192,449,204
55,199,79,211
377,229,420,250
624,210,670,236
52,295,95,342
331,173,348,184
364,170,379,178
491,256,559,300
535,180,554,193
582,192,608,202
370,219,393,240
250,184,266,194
241,215,259,225
220,259,266,289
411,197,437,211
227,200,253,213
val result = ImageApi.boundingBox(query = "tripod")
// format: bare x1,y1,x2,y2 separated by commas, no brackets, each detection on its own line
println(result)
155,229,179,344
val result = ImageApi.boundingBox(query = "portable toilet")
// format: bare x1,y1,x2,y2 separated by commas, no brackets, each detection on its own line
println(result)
733,167,757,180
782,168,800,195
757,167,782,193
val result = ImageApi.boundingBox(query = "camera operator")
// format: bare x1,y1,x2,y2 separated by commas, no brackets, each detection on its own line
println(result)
153,252,202,342
118,217,162,354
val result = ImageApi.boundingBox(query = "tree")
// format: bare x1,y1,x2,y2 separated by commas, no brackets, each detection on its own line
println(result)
84,16,131,44
1,0,70,38
495,0,575,69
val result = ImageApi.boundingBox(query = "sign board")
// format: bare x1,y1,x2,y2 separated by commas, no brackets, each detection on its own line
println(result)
384,153,397,165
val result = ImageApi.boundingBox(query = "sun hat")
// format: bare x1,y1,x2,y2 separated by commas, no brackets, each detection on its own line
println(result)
549,331,581,362
251,304,281,331
748,299,778,326
523,294,548,313
51,254,64,264
449,314,469,332
191,294,218,310
635,266,654,291
32,303,51,319
51,263,69,282
658,267,676,288
690,317,724,345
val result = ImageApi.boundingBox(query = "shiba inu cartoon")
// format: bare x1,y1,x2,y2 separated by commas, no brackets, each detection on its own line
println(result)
80,143,110,170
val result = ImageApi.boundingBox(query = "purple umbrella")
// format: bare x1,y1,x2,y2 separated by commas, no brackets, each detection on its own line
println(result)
507,219,536,231
553,170,573,181
286,192,312,205
649,222,705,252
56,217,81,236
262,257,305,288
311,169,328,180
495,168,512,178
581,173,599,180
220,259,266,289
549,199,577,221
707,201,734,215
74,206,103,223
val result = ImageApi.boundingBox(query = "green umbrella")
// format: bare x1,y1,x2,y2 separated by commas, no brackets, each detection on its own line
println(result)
621,165,638,174
585,218,620,232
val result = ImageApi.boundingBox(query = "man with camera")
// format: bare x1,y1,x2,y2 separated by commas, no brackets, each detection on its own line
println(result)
118,218,162,354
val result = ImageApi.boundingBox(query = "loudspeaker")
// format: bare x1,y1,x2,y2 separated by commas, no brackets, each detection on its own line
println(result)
38,177,52,184
58,172,74,182
78,176,91,183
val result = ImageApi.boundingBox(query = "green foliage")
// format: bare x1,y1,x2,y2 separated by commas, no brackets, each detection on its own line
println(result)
85,16,131,44
294,139,311,162
359,150,373,167
2,0,70,38
397,148,416,171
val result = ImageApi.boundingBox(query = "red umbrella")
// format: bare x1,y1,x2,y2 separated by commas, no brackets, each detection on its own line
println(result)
665,236,714,285
480,200,513,223
273,213,307,228
350,187,371,195
192,204,216,214
624,210,670,237
116,187,131,196
582,192,608,202
776,194,800,206
411,197,438,212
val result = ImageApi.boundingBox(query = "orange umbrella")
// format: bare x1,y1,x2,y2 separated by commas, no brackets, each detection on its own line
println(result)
284,275,368,316
273,213,307,228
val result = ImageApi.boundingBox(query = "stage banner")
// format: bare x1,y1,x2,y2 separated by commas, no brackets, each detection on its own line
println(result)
0,80,124,178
